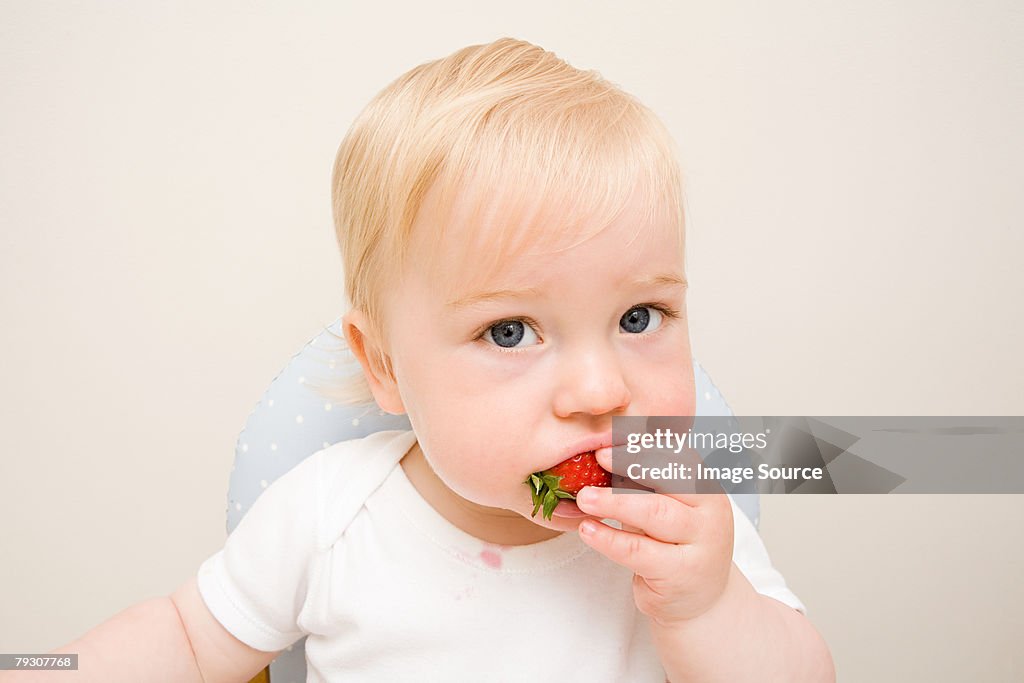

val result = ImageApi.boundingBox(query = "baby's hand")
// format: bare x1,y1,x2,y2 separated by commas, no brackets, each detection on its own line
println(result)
574,445,734,628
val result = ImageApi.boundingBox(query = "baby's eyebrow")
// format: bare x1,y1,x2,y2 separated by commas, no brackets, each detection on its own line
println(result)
636,273,688,289
446,287,544,310
447,275,686,310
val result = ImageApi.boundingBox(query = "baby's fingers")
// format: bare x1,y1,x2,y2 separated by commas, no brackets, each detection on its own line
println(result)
576,486,698,544
594,445,654,492
578,518,687,580
595,444,726,505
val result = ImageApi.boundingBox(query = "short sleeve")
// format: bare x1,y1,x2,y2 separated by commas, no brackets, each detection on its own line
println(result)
196,451,322,652
729,497,808,615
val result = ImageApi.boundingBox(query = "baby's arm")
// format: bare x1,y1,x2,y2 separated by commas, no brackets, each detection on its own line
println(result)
0,576,277,683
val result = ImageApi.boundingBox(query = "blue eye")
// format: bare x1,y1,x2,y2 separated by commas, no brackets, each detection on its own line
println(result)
485,320,540,348
620,306,664,334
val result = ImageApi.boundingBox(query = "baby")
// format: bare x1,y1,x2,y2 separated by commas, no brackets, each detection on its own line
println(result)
8,38,833,682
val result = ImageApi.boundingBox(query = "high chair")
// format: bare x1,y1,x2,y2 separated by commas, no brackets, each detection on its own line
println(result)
232,318,750,683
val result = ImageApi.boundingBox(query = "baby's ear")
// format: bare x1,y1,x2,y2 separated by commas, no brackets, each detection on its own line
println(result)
342,310,405,414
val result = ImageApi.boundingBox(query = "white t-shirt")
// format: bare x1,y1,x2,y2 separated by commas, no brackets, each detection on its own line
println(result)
197,430,805,682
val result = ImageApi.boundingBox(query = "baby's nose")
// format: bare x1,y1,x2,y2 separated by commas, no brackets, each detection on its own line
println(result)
552,347,631,417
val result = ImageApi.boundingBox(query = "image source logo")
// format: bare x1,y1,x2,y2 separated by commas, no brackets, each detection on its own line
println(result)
612,416,1024,495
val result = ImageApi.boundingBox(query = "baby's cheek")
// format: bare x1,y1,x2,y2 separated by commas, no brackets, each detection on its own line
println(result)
456,450,524,504
666,358,696,414
676,387,697,416
420,431,511,495
646,378,695,416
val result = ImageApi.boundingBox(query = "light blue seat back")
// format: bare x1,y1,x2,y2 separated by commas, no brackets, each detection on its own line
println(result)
227,317,751,681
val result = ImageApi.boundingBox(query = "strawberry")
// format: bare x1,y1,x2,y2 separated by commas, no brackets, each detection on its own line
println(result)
525,451,612,520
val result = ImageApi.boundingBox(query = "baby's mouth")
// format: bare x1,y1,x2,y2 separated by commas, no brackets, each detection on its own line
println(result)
524,451,612,520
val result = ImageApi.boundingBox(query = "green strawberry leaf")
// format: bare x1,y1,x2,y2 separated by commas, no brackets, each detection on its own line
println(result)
542,490,559,520
527,471,573,519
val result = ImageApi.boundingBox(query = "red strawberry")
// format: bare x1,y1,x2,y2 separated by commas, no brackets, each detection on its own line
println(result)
525,451,612,520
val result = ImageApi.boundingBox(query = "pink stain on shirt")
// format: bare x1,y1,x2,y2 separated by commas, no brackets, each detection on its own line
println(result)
479,547,503,569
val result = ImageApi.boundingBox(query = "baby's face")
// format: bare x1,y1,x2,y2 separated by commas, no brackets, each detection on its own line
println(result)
380,184,695,536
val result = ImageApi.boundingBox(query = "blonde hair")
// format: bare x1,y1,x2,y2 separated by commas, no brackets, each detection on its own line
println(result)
313,37,685,407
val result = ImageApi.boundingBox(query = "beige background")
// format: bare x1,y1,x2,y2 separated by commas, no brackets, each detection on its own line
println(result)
2,1,1022,680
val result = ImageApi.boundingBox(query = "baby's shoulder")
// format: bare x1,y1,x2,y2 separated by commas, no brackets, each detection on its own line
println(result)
302,429,416,547
312,429,415,485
